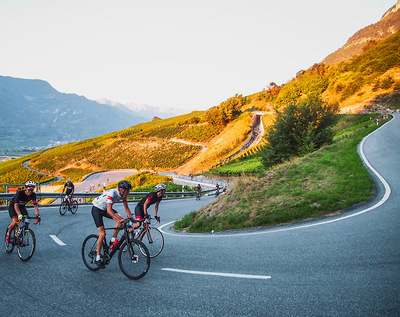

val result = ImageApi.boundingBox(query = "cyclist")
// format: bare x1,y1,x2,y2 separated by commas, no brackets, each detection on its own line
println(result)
5,181,41,244
91,180,133,268
62,179,75,209
196,184,202,199
133,183,167,229
215,183,220,196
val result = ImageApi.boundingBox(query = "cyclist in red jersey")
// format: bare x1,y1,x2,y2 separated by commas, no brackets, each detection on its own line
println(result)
5,181,41,244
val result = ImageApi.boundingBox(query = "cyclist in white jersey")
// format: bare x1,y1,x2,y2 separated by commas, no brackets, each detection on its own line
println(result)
91,180,133,268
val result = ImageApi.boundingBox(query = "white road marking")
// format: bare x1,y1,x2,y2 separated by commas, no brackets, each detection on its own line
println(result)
159,116,394,238
50,235,66,246
162,268,271,280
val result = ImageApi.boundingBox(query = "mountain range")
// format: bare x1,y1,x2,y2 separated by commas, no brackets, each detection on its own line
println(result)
1,1,399,153
0,76,150,151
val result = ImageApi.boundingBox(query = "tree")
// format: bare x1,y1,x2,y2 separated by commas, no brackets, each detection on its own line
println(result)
261,97,339,168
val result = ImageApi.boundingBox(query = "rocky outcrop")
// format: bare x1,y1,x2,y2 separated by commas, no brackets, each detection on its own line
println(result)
322,1,400,65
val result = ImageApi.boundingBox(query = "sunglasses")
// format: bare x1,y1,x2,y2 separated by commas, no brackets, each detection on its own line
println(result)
26,187,35,192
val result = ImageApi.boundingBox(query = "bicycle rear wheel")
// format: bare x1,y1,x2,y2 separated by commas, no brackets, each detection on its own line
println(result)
4,227,15,254
138,227,164,258
82,234,102,271
70,200,78,214
17,229,36,262
59,201,68,216
118,240,150,280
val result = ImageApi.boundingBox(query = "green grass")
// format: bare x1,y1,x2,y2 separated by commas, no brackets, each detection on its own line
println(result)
174,113,389,233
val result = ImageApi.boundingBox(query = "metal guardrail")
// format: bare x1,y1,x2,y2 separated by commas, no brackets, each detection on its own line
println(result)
0,189,216,202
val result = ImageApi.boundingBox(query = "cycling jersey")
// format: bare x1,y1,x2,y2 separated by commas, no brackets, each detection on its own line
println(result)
92,189,127,211
135,192,163,218
63,182,74,195
137,192,162,210
8,190,37,218
9,190,38,206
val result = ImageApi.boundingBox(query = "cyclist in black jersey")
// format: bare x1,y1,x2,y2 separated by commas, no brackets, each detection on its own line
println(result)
62,179,75,209
132,183,167,230
5,181,41,244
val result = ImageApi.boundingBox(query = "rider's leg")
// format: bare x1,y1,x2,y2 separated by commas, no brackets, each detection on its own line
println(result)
112,220,121,240
96,226,106,257
7,216,18,236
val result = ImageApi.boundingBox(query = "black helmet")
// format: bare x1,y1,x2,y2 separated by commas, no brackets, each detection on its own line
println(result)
118,180,132,190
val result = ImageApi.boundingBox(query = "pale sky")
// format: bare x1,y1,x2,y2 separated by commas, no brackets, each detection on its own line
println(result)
0,0,397,114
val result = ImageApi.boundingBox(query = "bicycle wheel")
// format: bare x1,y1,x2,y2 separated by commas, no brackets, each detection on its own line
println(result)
118,240,150,280
17,229,36,262
70,200,78,214
138,227,164,258
82,234,102,271
4,227,15,254
59,201,68,216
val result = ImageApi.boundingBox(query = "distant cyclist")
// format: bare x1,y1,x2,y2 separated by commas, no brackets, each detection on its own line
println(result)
215,183,220,197
91,180,133,268
132,183,167,230
5,181,41,244
196,184,202,200
62,179,75,209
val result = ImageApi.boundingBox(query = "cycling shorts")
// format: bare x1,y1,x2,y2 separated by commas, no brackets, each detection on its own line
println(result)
9,204,28,219
65,189,73,196
91,206,119,228
134,205,144,220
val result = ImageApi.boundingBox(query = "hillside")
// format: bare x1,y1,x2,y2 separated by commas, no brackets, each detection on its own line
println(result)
322,0,400,65
0,76,149,151
1,3,400,185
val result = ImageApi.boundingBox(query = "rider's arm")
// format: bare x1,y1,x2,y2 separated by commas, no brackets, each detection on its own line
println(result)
33,204,40,217
143,199,151,216
154,201,160,217
14,203,22,218
123,200,132,218
107,202,124,222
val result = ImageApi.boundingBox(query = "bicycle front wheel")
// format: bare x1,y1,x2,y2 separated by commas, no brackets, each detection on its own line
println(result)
17,229,36,262
118,240,150,280
70,200,78,214
59,201,68,216
82,234,102,271
4,227,14,254
138,227,164,258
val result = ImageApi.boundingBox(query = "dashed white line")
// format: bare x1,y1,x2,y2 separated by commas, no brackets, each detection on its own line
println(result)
50,235,66,246
162,268,271,280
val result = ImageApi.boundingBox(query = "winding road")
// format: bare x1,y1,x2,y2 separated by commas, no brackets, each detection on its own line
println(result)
0,115,399,316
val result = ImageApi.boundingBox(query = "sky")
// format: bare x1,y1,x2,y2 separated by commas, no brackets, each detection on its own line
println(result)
0,0,397,114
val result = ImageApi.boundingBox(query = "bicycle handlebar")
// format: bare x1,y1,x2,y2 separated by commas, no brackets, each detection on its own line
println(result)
16,215,41,225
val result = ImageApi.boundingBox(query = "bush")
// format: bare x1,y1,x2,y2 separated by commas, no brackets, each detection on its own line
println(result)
261,97,339,167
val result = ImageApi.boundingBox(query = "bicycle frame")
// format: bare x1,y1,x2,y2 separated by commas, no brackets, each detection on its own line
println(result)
135,219,152,242
102,220,140,263
15,216,39,244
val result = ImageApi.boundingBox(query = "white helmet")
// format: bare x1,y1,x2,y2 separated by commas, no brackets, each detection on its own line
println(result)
25,180,36,188
155,183,167,192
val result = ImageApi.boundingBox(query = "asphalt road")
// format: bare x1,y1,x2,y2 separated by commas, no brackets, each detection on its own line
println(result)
1,115,399,317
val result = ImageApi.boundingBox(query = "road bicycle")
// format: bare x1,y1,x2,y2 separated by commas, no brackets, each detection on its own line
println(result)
196,191,201,200
59,194,78,216
82,219,150,280
134,216,164,258
4,215,41,262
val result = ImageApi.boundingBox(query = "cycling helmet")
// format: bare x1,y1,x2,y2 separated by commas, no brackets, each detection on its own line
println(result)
118,180,132,190
67,179,72,183
25,180,36,188
155,183,167,192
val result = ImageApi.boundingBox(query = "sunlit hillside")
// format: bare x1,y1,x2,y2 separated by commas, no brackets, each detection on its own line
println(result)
1,30,400,185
